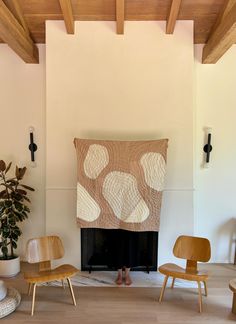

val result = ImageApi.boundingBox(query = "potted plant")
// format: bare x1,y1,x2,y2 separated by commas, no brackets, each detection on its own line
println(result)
0,160,34,277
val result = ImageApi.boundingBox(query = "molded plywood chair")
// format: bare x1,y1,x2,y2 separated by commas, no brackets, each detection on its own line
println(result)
158,235,211,312
24,235,78,315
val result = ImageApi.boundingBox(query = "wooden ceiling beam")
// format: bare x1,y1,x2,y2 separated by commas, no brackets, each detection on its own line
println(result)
3,0,29,35
0,0,38,63
116,0,124,34
58,0,74,34
210,0,236,34
166,0,182,34
202,0,236,63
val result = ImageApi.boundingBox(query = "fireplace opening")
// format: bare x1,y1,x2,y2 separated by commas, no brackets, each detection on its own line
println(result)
81,228,158,272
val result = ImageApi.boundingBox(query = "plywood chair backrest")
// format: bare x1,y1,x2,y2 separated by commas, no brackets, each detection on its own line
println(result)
173,235,211,270
26,235,65,264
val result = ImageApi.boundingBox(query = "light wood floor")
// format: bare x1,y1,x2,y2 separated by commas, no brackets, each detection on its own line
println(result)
1,263,236,323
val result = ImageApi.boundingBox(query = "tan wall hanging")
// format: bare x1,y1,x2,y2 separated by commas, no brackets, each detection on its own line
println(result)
74,138,168,232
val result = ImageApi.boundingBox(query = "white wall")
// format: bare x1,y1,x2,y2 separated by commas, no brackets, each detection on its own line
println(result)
195,44,236,262
0,45,46,257
46,21,194,268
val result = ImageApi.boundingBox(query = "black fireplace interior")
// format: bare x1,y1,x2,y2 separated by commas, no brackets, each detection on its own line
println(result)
81,228,158,272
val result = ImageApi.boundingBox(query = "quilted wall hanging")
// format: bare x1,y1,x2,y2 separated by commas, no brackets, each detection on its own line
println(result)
74,138,168,232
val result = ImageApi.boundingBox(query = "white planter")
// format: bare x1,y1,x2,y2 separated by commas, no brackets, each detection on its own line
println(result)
0,256,20,277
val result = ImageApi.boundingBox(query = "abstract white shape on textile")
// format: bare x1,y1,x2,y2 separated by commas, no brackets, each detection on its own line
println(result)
140,152,166,191
103,171,149,223
125,199,149,223
84,144,109,179
77,183,100,221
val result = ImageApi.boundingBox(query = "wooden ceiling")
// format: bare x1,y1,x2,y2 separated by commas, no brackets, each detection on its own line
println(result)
0,0,236,64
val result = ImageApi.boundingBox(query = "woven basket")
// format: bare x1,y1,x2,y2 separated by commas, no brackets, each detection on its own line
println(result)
0,287,21,318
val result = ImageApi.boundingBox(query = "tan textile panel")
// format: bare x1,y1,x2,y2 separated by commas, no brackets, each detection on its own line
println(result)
74,138,168,232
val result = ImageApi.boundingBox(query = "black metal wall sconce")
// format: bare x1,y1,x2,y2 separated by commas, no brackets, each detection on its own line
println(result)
28,127,37,167
203,127,212,168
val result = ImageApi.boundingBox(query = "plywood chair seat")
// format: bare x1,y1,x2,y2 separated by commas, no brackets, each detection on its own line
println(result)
229,279,236,293
24,235,79,316
158,235,211,313
159,262,209,281
24,264,78,284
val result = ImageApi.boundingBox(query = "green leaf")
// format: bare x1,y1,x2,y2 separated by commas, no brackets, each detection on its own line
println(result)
12,241,17,249
1,246,8,257
16,189,27,195
13,228,21,236
4,208,10,215
14,201,23,211
4,200,12,208
0,190,7,198
13,212,23,222
11,233,19,241
23,205,30,213
13,193,23,201
23,196,31,203
0,160,6,172
8,218,16,226
20,184,35,191
5,162,12,174
15,166,22,180
2,225,9,233
18,167,27,179
2,232,9,238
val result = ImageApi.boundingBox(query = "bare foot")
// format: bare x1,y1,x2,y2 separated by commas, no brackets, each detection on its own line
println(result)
125,273,132,286
115,271,123,285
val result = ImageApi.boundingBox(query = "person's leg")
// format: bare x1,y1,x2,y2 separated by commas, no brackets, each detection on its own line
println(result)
109,229,125,284
124,267,132,285
115,268,123,285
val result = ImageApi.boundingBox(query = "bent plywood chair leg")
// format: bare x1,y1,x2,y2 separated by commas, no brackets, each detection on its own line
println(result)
61,279,65,289
28,283,32,296
197,281,202,313
171,277,175,289
67,277,76,306
31,283,37,316
232,293,236,314
159,275,169,303
203,281,207,296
